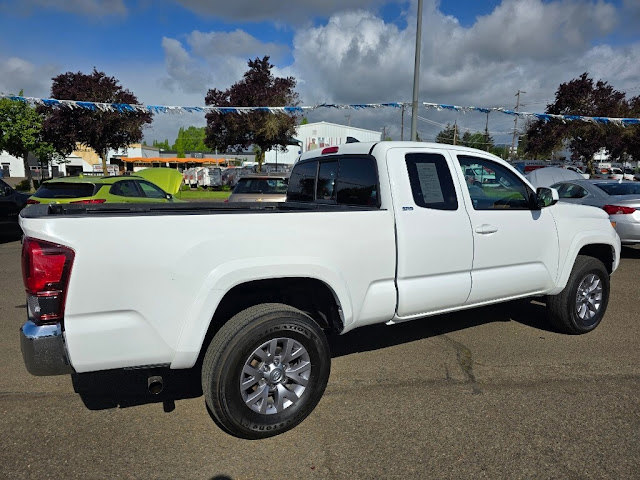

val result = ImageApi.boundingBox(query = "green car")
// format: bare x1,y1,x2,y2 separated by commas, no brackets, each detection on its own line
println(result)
28,168,183,205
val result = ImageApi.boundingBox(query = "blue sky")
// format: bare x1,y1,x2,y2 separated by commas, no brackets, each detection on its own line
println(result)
0,0,638,143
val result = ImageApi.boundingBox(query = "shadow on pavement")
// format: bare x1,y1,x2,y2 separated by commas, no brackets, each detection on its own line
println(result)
329,298,550,358
621,245,640,259
0,227,22,244
73,298,551,411
73,366,202,411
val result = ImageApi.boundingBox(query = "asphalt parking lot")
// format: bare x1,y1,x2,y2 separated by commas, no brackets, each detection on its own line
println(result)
1,231,638,479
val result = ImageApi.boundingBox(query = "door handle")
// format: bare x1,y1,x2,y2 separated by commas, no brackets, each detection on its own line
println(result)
474,224,498,234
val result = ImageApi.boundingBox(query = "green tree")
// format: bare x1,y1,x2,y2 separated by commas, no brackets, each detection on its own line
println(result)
41,68,152,174
0,93,53,190
435,123,460,145
152,139,171,151
173,126,207,153
204,56,299,171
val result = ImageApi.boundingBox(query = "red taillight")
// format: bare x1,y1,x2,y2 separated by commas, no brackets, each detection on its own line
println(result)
70,199,106,204
321,146,339,155
21,238,75,325
26,199,40,204
603,205,636,215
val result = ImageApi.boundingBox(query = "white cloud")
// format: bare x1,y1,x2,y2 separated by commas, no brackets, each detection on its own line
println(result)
0,57,59,97
160,37,213,94
188,30,289,63
288,0,636,141
160,30,292,96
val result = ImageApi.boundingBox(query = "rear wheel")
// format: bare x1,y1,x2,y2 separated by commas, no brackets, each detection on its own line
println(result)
201,303,330,439
546,255,610,334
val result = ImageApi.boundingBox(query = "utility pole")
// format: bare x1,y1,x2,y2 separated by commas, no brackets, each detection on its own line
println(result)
345,114,351,127
484,111,490,151
401,104,405,141
453,120,457,145
510,90,525,160
410,0,424,141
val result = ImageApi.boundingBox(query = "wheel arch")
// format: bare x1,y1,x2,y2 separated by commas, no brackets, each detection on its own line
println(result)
550,237,618,295
172,275,346,369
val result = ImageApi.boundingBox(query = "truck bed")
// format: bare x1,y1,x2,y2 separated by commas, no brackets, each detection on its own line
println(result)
21,201,379,219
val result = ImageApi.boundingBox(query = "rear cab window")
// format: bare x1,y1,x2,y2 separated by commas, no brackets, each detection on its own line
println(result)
287,155,379,207
34,182,98,199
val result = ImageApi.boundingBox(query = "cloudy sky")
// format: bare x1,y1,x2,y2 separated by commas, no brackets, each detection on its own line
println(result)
0,0,639,146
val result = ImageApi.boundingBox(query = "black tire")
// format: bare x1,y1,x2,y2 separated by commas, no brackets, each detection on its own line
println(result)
546,255,610,334
201,303,330,439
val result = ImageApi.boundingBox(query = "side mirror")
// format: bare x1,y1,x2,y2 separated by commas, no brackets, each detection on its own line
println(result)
166,193,173,200
535,187,559,209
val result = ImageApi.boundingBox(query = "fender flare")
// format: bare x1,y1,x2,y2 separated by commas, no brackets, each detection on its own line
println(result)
170,256,352,369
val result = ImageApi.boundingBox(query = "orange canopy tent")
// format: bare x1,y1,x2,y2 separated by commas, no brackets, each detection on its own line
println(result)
120,157,229,165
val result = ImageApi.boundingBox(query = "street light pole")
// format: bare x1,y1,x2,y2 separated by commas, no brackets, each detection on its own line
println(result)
410,0,423,141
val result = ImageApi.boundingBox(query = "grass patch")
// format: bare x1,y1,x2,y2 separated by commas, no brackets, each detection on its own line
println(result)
174,189,230,202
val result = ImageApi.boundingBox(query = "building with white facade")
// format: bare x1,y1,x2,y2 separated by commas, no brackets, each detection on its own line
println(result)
263,121,382,166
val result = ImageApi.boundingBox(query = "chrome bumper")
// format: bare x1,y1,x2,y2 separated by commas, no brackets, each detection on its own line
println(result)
20,321,73,376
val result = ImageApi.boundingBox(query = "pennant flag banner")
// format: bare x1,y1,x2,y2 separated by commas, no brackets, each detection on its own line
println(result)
2,94,639,126
421,102,640,126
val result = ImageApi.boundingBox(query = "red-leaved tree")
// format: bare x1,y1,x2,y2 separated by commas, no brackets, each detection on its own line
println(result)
42,68,152,174
204,57,299,170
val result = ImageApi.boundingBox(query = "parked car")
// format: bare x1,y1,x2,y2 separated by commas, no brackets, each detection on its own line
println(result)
562,165,590,179
524,166,585,188
0,178,29,229
227,174,289,202
27,172,179,205
550,179,640,244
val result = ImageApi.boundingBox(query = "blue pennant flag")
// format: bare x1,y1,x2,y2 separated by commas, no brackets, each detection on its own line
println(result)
76,102,96,111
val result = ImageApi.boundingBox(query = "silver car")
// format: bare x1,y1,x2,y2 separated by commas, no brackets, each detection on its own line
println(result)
550,179,640,244
227,174,289,203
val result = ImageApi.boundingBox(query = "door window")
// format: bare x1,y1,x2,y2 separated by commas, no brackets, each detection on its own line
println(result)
138,181,167,199
554,183,588,199
458,156,532,210
110,180,141,197
405,153,457,210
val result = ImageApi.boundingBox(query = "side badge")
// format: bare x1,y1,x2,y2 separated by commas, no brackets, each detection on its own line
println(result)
402,206,414,211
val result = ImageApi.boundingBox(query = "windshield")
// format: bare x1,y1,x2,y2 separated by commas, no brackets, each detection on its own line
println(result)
34,182,98,198
594,183,640,196
233,178,288,194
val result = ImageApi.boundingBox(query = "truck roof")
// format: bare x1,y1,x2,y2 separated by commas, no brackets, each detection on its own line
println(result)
297,141,504,164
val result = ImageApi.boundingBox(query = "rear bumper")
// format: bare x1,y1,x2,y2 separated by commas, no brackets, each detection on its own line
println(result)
20,321,73,376
613,218,640,244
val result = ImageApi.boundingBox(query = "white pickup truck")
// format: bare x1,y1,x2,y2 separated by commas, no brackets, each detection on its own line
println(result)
19,141,621,438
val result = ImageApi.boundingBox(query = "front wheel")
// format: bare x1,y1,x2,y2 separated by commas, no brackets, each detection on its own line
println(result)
201,303,330,439
546,255,610,334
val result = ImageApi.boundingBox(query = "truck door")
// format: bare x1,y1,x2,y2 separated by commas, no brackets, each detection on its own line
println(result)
454,154,559,303
386,147,474,318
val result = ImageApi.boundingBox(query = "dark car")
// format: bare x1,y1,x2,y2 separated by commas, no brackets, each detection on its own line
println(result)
0,179,29,232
